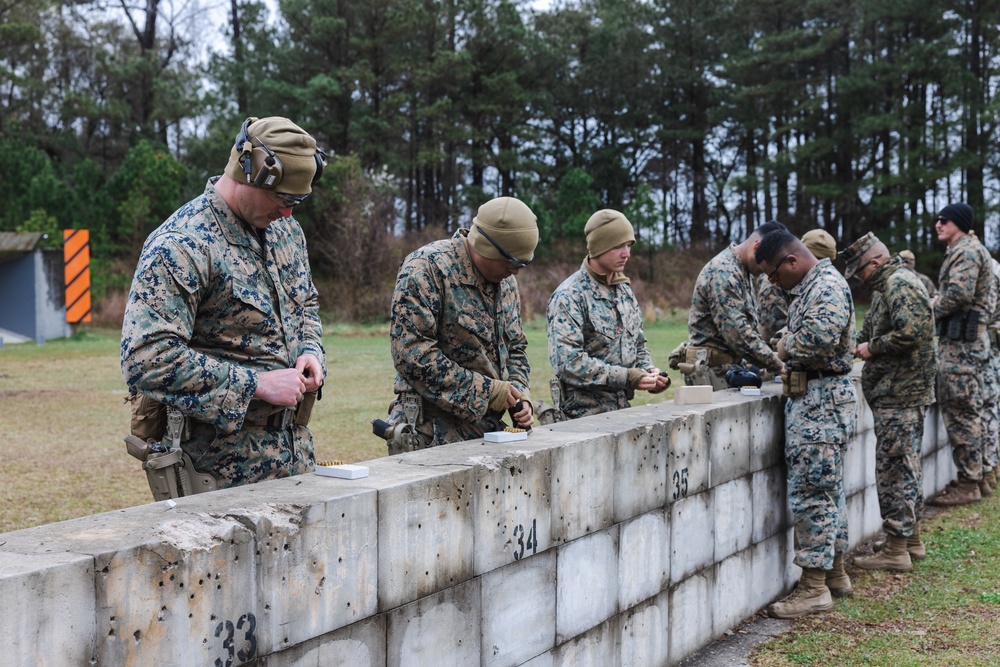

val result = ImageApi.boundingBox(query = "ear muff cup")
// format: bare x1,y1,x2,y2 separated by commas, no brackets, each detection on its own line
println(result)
313,148,327,185
235,117,284,190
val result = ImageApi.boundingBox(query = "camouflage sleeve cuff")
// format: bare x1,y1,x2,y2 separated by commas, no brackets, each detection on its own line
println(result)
214,365,258,435
767,353,784,373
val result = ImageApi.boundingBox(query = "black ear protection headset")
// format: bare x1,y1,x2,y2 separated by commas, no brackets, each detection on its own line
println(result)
235,117,327,190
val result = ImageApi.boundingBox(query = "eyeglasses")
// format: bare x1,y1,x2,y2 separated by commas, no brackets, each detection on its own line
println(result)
475,227,533,269
767,254,792,283
935,216,949,226
852,253,884,282
272,191,310,207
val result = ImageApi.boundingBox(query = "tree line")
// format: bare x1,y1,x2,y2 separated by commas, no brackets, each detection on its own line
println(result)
1,0,998,316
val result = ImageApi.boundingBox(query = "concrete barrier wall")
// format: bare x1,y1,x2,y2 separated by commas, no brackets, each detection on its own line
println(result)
0,376,952,667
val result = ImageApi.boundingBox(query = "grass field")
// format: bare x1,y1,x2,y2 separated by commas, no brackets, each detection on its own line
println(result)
753,499,1000,666
0,312,689,533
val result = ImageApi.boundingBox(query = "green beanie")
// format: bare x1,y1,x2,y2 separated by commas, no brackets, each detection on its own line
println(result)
586,209,635,258
469,197,539,263
224,116,322,196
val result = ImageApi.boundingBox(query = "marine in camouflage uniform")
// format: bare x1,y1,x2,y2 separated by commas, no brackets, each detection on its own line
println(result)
929,203,995,505
756,230,857,619
122,117,327,489
387,197,537,451
756,229,839,343
844,234,936,571
547,210,668,419
685,221,787,389
979,258,1000,490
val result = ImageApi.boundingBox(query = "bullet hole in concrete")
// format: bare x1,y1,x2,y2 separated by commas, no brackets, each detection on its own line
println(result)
133,630,142,641
108,629,115,637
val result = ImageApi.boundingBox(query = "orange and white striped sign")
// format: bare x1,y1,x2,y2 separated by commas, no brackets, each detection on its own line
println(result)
63,229,91,323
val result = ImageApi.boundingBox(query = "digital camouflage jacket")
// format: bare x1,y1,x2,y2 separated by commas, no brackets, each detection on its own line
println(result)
688,245,782,372
858,255,936,408
784,258,856,375
547,259,653,418
388,230,530,446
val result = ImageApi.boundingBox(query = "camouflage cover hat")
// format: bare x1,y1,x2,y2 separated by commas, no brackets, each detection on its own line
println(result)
585,209,635,258
801,229,837,260
225,116,322,196
469,197,539,263
841,231,879,280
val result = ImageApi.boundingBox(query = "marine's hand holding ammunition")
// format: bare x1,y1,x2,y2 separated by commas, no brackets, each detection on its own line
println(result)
509,399,533,430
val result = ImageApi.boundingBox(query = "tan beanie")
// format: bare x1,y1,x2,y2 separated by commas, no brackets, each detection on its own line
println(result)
801,229,837,260
469,197,539,263
585,210,635,258
224,117,323,196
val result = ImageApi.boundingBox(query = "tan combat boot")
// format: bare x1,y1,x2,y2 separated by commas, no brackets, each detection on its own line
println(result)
854,534,913,572
826,552,853,597
908,524,926,561
767,568,834,619
980,477,993,498
928,480,982,507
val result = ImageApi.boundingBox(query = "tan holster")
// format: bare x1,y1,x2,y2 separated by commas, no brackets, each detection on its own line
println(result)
124,405,219,501
684,346,739,367
989,328,1000,350
294,390,318,426
781,371,808,398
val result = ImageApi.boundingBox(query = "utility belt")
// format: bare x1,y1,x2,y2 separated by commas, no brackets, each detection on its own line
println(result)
936,309,985,342
781,368,850,398
243,391,318,429
685,346,739,367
